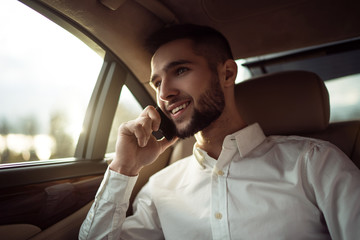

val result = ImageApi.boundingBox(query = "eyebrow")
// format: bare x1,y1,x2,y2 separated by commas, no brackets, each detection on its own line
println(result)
150,59,192,85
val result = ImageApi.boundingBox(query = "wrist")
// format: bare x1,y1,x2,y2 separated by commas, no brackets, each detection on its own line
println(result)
109,160,142,176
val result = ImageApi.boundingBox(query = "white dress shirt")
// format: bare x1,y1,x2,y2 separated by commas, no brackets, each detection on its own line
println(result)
79,123,360,240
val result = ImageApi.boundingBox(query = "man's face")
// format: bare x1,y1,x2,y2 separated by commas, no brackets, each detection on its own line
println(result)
150,39,225,138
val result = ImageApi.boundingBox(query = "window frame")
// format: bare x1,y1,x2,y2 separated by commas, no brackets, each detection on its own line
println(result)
242,37,360,81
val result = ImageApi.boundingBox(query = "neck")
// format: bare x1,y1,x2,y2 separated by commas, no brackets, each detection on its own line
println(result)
194,108,246,159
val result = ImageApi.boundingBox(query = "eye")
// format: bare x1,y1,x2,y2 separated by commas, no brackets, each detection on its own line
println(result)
151,80,161,89
176,67,189,76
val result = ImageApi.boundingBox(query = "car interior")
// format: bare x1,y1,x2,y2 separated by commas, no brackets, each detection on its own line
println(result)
0,0,359,239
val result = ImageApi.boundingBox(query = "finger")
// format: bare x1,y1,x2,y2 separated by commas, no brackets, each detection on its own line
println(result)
142,106,161,131
125,106,162,147
132,122,149,147
148,107,161,131
139,116,153,144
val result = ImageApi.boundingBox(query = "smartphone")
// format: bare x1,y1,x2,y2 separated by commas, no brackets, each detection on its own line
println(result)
152,106,176,140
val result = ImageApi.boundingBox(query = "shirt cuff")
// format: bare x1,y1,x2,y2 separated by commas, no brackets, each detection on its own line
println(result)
95,166,138,205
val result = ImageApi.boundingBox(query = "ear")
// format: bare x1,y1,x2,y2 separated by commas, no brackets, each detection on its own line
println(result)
223,59,237,87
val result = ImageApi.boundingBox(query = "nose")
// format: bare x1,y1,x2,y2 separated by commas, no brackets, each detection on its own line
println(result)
158,78,179,102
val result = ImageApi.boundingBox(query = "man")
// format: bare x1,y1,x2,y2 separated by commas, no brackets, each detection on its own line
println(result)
79,24,360,239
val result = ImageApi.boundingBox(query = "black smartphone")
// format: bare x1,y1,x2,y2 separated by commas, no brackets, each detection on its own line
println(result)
152,106,176,140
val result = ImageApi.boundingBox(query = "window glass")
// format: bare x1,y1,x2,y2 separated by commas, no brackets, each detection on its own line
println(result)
235,59,252,83
325,74,360,122
0,1,103,164
106,86,143,153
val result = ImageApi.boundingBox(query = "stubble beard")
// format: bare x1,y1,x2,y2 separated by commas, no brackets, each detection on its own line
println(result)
175,75,225,139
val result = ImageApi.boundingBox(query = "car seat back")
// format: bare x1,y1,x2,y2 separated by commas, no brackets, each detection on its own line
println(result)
235,70,360,167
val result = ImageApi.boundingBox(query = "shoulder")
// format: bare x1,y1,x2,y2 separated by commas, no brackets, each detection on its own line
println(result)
267,135,339,153
270,135,355,169
262,135,351,166
269,134,329,146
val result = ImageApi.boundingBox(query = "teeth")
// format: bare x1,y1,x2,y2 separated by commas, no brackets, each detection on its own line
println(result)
171,103,188,114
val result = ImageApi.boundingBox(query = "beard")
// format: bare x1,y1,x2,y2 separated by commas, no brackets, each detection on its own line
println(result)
175,75,225,139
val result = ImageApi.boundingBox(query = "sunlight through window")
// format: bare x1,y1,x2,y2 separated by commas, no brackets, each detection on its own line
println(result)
0,0,103,164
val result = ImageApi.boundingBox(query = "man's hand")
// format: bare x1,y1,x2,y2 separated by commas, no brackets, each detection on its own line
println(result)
109,105,178,176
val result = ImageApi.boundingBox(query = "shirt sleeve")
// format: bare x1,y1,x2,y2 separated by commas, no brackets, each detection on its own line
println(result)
306,141,360,240
79,166,138,240
119,181,164,240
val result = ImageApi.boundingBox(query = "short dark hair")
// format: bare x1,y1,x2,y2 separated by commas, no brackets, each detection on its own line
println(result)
145,24,233,69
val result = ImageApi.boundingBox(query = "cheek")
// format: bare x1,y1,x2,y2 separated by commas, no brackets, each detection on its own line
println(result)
192,75,214,97
187,72,212,93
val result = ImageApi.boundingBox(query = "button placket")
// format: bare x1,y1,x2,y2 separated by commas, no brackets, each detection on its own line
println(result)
215,212,223,219
210,152,232,239
210,167,223,239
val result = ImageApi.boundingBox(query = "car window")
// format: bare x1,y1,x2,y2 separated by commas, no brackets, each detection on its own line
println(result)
325,74,360,123
106,86,143,153
235,59,252,83
0,1,103,164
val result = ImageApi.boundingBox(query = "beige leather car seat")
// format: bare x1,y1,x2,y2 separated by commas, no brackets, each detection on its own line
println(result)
235,70,359,168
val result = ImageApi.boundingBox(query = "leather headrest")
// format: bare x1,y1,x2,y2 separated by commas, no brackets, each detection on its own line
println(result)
235,71,330,135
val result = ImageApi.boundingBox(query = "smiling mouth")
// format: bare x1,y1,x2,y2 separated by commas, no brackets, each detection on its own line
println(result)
171,102,190,115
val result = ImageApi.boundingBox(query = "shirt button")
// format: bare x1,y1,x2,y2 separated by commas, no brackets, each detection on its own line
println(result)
217,170,224,176
215,212,223,219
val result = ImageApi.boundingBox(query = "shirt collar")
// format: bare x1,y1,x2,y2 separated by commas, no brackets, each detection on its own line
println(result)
233,123,266,158
193,123,266,168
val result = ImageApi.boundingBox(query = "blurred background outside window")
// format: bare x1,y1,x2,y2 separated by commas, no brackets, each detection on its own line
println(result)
0,0,103,164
